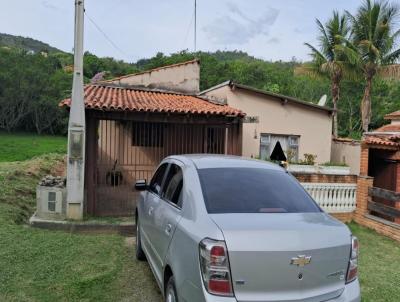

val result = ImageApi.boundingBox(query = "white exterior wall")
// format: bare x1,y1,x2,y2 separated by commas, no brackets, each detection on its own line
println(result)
331,140,361,175
108,60,200,93
205,86,333,164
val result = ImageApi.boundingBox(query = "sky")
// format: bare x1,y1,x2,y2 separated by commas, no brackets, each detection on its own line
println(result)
0,0,363,63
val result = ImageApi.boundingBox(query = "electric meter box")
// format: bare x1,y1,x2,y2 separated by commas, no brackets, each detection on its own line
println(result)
36,186,67,220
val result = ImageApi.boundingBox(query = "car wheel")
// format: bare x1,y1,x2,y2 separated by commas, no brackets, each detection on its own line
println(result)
165,276,178,302
135,216,146,261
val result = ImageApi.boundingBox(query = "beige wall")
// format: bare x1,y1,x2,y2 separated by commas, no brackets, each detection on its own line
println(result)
331,140,361,175
205,86,333,163
108,60,200,93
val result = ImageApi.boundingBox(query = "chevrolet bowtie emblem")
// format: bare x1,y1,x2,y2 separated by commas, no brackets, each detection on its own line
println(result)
290,255,312,267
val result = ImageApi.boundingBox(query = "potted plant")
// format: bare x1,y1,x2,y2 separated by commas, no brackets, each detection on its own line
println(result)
288,153,318,173
106,160,123,186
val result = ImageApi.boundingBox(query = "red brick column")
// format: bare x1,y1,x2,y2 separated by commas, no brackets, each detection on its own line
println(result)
395,163,400,224
360,145,369,176
354,175,373,223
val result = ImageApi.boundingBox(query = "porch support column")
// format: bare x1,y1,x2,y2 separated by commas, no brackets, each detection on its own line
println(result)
354,175,373,224
360,144,369,176
237,120,243,155
85,114,98,215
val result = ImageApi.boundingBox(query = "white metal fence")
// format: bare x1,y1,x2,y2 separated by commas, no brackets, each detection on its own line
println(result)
301,183,357,213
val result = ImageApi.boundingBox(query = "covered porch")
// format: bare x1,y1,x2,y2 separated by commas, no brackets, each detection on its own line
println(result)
61,84,244,216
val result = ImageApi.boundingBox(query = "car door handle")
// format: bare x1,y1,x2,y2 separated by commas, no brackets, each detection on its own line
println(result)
165,223,172,236
148,206,154,216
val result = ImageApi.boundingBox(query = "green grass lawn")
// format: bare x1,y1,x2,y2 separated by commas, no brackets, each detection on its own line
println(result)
0,154,161,301
0,132,67,162
0,152,398,301
348,223,400,302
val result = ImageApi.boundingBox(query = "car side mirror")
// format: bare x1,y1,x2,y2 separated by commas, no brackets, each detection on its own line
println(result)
135,179,148,191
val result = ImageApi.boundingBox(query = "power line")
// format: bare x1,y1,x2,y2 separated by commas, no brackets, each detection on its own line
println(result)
181,9,195,51
84,11,131,59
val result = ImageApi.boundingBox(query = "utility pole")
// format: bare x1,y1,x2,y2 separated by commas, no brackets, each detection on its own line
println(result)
194,0,197,52
66,0,85,220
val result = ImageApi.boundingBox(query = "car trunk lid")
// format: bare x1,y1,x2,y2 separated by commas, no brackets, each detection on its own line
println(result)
210,213,351,302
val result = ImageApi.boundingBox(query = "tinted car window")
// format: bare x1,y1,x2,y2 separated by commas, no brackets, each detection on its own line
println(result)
149,163,168,195
198,168,321,214
162,164,183,207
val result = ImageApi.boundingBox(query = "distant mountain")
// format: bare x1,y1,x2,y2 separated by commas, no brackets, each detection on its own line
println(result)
0,33,64,53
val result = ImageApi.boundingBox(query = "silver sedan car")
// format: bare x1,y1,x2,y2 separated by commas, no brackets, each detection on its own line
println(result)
135,155,361,302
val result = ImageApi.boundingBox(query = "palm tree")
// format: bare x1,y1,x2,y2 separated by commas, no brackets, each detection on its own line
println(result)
304,12,351,137
346,0,400,132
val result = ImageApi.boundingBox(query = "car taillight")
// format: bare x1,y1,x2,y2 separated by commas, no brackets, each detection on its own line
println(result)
199,238,233,296
346,236,359,283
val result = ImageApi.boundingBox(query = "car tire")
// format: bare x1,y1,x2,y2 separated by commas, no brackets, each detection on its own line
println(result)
135,216,146,261
165,276,178,302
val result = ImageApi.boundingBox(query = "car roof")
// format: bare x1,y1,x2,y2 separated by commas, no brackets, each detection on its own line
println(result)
168,154,284,171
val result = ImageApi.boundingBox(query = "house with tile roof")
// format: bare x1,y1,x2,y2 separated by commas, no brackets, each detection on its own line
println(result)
200,80,334,164
354,110,400,240
60,60,244,216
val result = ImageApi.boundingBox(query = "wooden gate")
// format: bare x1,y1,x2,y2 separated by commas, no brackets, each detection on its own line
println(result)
93,119,231,216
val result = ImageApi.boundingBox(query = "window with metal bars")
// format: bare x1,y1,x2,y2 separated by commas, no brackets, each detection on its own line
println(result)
132,122,164,147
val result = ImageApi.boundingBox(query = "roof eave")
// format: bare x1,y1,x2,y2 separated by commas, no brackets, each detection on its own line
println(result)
229,82,334,113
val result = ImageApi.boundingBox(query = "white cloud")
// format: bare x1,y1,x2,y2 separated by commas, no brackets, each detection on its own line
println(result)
203,2,279,45
267,37,280,44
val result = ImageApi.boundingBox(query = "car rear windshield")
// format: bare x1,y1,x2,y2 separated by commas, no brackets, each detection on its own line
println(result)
197,168,321,214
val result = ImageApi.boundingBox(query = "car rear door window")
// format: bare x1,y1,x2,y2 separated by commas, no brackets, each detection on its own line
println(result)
198,167,321,214
161,164,183,207
149,163,168,195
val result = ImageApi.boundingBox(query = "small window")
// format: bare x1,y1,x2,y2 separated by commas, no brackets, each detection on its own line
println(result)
289,136,299,147
260,134,271,145
132,122,164,147
149,163,168,195
162,164,184,207
260,134,299,162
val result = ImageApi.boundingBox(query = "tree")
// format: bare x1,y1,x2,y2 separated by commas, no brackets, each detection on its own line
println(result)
304,12,351,137
346,0,400,132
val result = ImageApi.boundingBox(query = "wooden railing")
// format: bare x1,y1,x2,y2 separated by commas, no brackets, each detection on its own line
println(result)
368,187,400,223
301,183,357,213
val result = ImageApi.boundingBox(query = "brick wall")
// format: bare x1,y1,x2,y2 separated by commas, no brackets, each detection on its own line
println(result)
293,173,357,223
355,158,400,241
293,173,358,184
293,169,400,240
360,145,369,176
330,212,353,223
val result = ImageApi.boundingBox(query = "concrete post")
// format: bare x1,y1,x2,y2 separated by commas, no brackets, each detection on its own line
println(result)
66,0,85,220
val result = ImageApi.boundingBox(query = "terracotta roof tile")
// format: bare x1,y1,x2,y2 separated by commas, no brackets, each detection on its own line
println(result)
374,123,400,132
59,85,244,117
364,135,400,148
384,110,400,120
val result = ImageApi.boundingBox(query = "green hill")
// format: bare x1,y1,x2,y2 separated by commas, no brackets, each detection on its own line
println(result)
0,33,63,53
0,33,399,138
